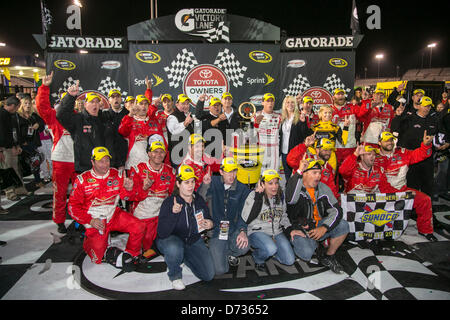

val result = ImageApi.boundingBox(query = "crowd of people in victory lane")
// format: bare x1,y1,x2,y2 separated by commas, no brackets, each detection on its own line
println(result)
0,70,449,290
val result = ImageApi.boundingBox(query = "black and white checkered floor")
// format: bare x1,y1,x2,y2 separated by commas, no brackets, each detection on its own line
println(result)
1,179,450,300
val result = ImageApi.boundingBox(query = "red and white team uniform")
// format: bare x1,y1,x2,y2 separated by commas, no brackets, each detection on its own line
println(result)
286,143,339,200
330,103,365,165
374,143,434,234
154,109,171,142
339,153,400,194
252,111,282,171
35,84,77,225
128,162,176,251
181,153,221,191
118,115,167,170
358,100,395,145
68,168,145,263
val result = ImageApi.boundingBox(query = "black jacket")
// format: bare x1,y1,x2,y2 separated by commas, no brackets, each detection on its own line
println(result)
279,119,311,155
56,94,114,173
102,107,129,168
18,112,45,148
0,107,20,149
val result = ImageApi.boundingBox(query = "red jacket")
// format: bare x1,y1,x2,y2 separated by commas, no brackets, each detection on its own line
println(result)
35,84,74,163
286,143,339,199
339,153,400,194
374,143,432,190
181,153,221,191
330,103,366,149
68,168,135,227
144,88,158,119
358,99,395,144
128,162,176,220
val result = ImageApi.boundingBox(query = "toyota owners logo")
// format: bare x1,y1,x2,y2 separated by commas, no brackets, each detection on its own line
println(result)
301,87,333,110
183,64,229,107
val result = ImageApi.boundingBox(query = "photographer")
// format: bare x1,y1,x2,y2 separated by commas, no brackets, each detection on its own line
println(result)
285,158,349,274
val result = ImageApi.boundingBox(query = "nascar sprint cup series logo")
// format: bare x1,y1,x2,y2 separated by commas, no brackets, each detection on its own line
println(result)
183,65,229,106
175,8,229,42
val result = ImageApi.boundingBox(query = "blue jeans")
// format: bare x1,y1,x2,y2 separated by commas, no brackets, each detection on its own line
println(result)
156,235,215,282
291,219,349,261
248,232,295,265
281,153,292,180
209,229,250,275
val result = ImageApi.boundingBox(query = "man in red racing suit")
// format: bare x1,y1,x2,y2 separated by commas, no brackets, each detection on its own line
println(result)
68,147,145,269
374,131,436,241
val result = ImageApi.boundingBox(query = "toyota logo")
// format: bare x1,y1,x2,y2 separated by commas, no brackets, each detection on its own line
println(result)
310,91,322,98
199,69,213,79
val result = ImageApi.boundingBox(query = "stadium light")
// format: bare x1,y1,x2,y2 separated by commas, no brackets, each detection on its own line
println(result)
427,43,437,68
74,0,82,7
375,54,384,78
0,43,6,47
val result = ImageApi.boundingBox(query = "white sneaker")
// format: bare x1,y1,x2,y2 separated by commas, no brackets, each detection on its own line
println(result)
172,279,186,290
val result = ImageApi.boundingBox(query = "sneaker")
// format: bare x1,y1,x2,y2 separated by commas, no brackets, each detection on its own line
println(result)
121,253,137,272
172,279,186,290
255,263,266,272
419,233,438,242
57,223,68,234
319,254,344,274
227,255,240,267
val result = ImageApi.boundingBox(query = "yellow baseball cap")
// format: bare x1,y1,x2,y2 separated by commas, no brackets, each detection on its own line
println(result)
136,94,150,104
125,96,135,103
147,140,166,152
108,89,121,97
261,169,281,182
374,88,385,95
161,94,173,102
378,131,397,142
189,133,206,145
364,145,380,153
334,88,345,95
222,92,233,99
263,93,275,102
303,159,324,173
91,147,112,160
303,96,314,103
85,92,101,103
221,157,238,172
419,96,434,107
177,94,192,103
177,164,198,181
413,89,425,95
209,97,222,106
315,138,335,151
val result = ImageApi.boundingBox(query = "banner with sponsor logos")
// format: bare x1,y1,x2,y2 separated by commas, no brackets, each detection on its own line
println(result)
341,192,414,241
278,51,355,111
46,52,129,106
128,43,281,109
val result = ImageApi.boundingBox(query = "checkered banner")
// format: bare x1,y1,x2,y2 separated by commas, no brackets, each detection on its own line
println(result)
341,192,415,241
129,43,280,108
277,51,355,102
46,52,129,106
189,21,230,43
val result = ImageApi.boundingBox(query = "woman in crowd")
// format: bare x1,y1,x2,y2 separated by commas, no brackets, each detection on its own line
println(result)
17,94,46,187
241,169,295,271
156,164,215,290
279,95,301,179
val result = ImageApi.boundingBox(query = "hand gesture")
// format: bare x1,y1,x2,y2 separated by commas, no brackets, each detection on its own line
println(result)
129,100,138,117
255,114,265,124
299,154,310,173
143,173,154,190
172,197,183,214
395,104,405,116
422,130,433,146
218,113,227,121
343,115,350,127
43,71,54,87
67,80,80,97
184,113,193,126
354,143,370,157
123,177,134,191
145,76,152,89
202,167,212,185
198,93,207,102
304,132,316,148
255,180,265,193
397,82,405,93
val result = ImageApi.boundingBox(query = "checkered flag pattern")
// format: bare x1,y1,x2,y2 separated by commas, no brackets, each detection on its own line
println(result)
282,74,311,96
323,74,352,95
193,21,230,43
341,192,414,241
164,49,199,88
51,77,84,102
213,48,247,88
97,76,128,97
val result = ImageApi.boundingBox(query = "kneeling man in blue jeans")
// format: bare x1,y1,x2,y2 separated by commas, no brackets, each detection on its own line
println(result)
285,158,349,274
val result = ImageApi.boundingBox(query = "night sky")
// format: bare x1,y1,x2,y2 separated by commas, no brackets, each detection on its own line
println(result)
0,0,448,78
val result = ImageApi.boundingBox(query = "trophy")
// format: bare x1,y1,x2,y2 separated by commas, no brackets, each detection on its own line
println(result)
238,101,256,131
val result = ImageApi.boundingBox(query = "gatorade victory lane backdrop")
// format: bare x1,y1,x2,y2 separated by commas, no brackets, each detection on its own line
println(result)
46,52,129,106
279,51,356,110
128,43,281,109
